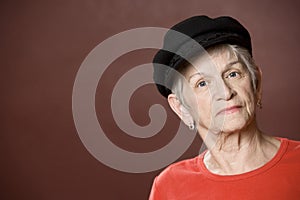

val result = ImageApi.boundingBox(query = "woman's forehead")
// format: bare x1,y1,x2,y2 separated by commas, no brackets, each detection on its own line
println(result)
184,49,240,77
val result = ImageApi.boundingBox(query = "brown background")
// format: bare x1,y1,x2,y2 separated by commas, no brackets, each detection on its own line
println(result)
1,0,300,199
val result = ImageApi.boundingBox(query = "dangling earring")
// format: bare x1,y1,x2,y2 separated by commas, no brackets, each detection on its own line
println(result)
257,100,262,109
189,122,195,130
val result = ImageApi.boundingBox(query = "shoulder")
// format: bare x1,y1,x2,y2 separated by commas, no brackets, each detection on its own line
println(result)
279,137,300,163
154,155,202,185
282,137,300,152
150,155,203,199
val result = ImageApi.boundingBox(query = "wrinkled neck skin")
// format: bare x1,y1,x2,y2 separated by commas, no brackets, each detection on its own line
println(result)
199,120,281,175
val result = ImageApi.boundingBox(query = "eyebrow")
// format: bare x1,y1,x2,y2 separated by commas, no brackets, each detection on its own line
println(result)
188,60,241,82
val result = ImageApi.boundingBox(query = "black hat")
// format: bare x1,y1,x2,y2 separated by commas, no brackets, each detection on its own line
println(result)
153,15,252,98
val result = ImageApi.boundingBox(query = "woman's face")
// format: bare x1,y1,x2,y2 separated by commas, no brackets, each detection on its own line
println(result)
180,49,258,134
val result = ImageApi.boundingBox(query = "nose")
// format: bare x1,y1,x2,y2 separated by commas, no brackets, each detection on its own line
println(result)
214,79,235,101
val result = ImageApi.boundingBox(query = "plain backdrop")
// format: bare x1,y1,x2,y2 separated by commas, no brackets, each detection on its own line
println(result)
1,0,300,199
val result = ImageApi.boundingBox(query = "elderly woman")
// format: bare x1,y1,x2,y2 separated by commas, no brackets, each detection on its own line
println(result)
149,16,300,199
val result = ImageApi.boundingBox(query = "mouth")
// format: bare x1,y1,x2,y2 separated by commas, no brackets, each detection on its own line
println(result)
216,105,242,116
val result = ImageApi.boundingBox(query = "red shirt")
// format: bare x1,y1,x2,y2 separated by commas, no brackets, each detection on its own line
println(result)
149,138,300,200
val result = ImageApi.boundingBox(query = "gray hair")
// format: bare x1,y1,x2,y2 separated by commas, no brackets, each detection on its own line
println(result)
171,44,259,107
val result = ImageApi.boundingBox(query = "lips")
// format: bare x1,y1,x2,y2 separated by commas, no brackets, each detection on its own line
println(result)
216,105,242,116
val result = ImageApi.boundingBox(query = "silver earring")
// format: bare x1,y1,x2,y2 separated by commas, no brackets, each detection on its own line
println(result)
189,122,195,130
257,100,262,109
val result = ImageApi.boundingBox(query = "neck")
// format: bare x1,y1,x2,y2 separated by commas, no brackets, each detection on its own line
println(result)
200,122,280,175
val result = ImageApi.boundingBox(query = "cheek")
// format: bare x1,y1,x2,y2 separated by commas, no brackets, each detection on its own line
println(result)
193,96,213,123
239,86,257,114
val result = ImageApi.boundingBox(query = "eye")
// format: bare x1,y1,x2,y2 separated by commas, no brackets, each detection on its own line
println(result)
228,71,240,78
197,80,207,88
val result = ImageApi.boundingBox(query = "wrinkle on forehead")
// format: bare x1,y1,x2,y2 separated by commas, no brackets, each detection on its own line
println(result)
185,47,239,79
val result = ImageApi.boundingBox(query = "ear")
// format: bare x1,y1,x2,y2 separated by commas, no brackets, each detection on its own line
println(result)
255,66,263,103
167,93,194,126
